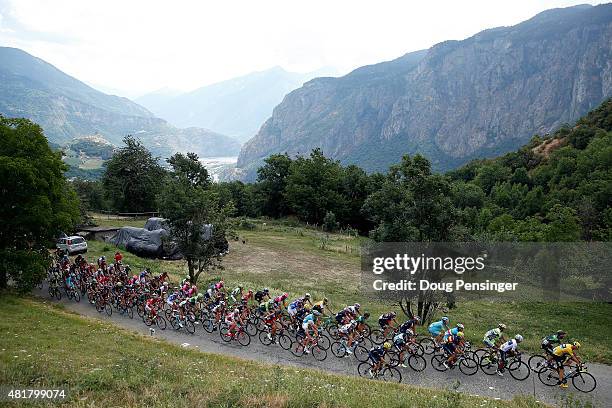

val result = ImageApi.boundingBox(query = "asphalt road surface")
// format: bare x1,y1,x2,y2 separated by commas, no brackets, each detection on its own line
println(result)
34,287,610,407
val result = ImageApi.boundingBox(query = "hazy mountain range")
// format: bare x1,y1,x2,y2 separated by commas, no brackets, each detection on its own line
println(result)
236,4,612,180
136,66,337,142
0,46,241,158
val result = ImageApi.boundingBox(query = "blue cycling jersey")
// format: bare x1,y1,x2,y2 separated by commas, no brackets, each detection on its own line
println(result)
303,314,315,325
429,321,445,334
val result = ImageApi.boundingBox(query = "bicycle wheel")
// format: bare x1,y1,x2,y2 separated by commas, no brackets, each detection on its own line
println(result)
459,357,479,376
237,331,251,346
538,367,560,386
419,338,436,355
331,342,347,358
290,341,305,357
354,345,370,362
312,346,327,361
73,291,81,302
357,362,372,378
431,354,448,372
245,321,258,336
219,324,232,342
126,306,134,319
408,354,427,372
479,354,498,375
407,342,425,356
572,372,596,393
361,324,371,337
370,329,386,345
387,351,400,368
279,334,292,350
259,331,273,346
326,324,339,340
156,315,167,330
508,360,530,381
528,355,548,373
185,320,196,334
170,316,180,330
105,303,112,316
202,319,215,333
317,334,331,350
381,367,402,383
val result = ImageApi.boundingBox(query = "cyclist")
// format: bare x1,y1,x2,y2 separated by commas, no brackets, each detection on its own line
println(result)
483,323,506,348
497,334,523,376
393,331,410,367
428,316,450,343
398,315,420,336
378,312,398,337
338,319,357,354
443,331,465,368
230,286,243,303
287,297,304,319
541,330,567,356
552,342,582,389
254,288,270,303
368,342,392,377
225,307,244,339
311,297,329,314
302,310,321,353
355,312,371,335
273,293,289,309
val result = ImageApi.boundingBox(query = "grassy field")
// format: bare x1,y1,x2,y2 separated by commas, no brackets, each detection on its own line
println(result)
89,213,148,228
0,296,541,408
85,216,612,364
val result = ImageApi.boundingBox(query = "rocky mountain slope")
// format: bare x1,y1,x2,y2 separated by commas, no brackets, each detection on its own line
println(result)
137,67,336,142
237,4,612,179
0,47,241,158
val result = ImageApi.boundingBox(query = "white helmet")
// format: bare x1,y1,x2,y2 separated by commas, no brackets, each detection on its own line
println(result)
515,334,523,342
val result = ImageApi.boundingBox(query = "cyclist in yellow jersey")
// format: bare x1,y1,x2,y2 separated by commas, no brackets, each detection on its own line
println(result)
552,342,582,388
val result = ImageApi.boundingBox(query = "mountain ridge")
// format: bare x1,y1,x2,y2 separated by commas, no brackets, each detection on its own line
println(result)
237,4,612,180
0,46,241,158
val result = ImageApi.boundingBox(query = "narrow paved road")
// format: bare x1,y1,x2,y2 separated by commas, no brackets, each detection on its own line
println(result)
34,287,610,407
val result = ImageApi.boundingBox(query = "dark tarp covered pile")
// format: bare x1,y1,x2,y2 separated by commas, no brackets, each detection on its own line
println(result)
107,218,227,260
107,219,181,260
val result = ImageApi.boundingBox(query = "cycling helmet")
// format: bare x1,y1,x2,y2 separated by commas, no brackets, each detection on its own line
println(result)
354,303,361,310
414,316,421,322
515,334,523,342
383,342,392,350
498,323,507,330
263,287,269,293
557,330,567,336
282,293,288,300
442,316,449,323
456,323,465,330
312,310,321,316
572,341,581,349
323,297,328,303
363,312,370,319
305,293,311,299
456,331,465,338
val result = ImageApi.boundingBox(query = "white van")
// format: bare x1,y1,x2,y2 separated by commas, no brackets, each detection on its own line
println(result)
57,236,88,255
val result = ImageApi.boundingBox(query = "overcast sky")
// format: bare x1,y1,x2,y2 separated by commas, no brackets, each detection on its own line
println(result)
0,0,605,98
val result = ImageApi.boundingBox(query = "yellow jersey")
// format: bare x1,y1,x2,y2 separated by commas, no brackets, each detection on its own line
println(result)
553,344,574,357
